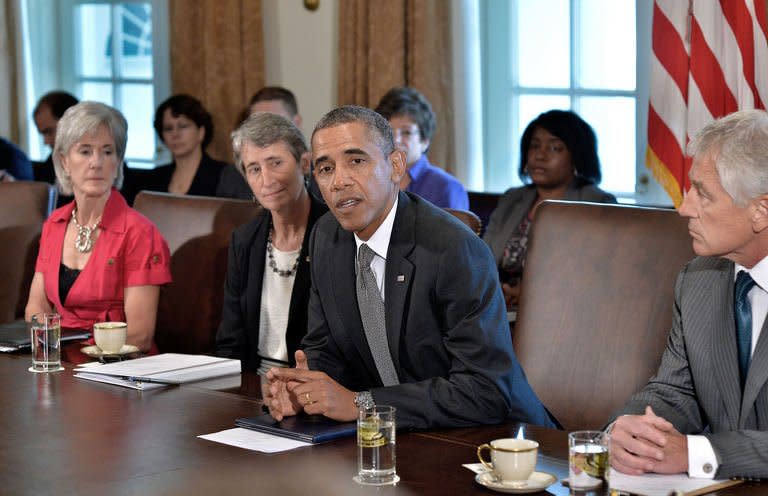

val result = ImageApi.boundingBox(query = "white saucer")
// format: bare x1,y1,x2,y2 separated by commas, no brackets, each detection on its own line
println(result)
81,344,140,358
474,471,557,494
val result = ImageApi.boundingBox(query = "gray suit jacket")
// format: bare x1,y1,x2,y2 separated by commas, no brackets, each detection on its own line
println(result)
483,182,616,265
618,256,768,478
302,192,554,429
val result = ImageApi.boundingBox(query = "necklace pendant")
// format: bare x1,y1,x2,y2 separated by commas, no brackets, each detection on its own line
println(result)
75,227,94,253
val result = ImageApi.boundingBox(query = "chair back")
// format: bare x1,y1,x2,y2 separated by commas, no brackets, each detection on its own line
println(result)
514,201,695,431
444,208,483,235
0,182,56,323
133,192,261,354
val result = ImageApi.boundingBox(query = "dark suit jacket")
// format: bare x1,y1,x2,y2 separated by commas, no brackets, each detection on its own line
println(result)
483,181,616,265
216,164,253,200
617,256,768,478
214,197,327,371
303,191,554,429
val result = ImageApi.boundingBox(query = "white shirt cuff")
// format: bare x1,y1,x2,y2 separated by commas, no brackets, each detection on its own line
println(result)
687,435,718,478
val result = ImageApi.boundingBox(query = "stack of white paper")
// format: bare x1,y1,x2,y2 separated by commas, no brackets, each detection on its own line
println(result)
74,353,241,390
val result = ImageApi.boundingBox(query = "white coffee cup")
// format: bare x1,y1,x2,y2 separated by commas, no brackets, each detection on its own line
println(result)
94,322,128,353
477,438,538,486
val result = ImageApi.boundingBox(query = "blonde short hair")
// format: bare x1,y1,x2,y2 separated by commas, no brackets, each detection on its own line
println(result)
52,101,127,195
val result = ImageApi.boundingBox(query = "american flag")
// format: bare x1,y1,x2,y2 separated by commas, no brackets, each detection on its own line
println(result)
646,0,768,206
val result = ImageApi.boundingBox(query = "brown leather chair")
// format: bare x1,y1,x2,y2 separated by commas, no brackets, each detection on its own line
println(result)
444,208,483,235
133,192,261,354
0,182,56,323
513,200,695,431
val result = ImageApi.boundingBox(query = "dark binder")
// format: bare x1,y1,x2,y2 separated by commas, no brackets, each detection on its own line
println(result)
0,320,91,352
235,413,356,444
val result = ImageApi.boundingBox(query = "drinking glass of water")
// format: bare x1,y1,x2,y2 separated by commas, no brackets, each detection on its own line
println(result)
569,430,609,490
354,405,399,486
29,313,64,373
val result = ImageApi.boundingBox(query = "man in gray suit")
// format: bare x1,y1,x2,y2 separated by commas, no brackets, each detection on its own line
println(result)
264,105,553,429
611,109,768,479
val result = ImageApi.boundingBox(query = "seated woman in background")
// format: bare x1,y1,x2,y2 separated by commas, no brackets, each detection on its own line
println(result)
214,112,327,373
25,102,172,353
124,94,226,203
483,109,616,310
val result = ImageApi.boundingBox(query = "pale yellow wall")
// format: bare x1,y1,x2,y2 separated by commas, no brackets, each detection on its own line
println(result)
262,0,338,138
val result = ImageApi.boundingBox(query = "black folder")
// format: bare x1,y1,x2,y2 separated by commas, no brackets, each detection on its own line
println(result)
0,320,91,352
235,413,356,444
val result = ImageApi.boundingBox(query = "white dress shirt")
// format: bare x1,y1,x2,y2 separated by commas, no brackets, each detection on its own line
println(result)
354,196,399,300
687,256,768,478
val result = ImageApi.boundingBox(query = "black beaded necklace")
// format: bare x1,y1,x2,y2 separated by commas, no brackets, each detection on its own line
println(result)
266,226,301,277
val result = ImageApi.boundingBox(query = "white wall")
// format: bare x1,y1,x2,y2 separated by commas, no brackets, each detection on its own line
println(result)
262,0,338,138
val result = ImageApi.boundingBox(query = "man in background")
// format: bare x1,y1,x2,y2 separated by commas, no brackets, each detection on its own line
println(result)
610,109,768,480
32,91,79,185
0,137,33,182
375,87,469,210
217,87,305,200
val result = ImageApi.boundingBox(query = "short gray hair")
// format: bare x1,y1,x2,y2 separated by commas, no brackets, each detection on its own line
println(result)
311,105,394,157
52,101,127,195
231,112,308,174
688,109,768,207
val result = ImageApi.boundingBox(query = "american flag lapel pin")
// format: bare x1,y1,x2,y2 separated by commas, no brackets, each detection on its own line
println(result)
396,275,405,282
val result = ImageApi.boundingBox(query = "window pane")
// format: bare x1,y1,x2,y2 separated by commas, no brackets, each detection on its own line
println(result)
577,0,636,90
119,84,155,161
116,3,153,79
578,96,636,193
80,82,113,105
516,0,570,88
75,4,112,78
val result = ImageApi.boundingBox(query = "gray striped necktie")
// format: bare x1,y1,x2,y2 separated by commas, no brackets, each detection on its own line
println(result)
356,243,400,386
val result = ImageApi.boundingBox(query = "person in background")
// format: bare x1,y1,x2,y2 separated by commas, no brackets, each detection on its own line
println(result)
610,110,768,480
264,106,554,430
374,87,469,210
25,102,172,355
124,94,226,203
217,86,305,200
32,91,79,205
483,110,616,310
0,137,33,181
215,112,326,373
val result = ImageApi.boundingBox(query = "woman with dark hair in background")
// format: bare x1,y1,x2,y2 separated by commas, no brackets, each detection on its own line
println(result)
483,109,616,310
124,94,227,203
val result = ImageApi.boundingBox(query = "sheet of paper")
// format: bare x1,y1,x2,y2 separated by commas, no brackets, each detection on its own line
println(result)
462,463,489,474
609,468,735,496
78,353,240,382
198,428,311,453
74,372,166,390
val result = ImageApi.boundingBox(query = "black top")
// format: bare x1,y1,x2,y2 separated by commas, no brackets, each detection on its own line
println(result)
59,264,81,304
122,153,228,204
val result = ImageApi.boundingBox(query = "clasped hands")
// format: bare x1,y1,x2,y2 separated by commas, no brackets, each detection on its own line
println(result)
262,350,358,422
610,406,689,475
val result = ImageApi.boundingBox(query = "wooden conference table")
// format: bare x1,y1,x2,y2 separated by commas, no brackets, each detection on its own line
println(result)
0,354,764,496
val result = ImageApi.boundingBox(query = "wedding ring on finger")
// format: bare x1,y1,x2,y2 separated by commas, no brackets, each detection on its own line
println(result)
305,392,311,404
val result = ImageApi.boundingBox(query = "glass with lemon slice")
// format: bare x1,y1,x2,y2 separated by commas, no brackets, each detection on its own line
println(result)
354,405,399,485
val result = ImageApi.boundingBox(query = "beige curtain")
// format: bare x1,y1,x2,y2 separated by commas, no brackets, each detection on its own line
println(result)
0,0,23,143
337,0,455,173
169,0,265,163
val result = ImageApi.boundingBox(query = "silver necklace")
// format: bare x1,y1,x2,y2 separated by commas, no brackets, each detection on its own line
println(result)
71,209,100,253
266,227,301,277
